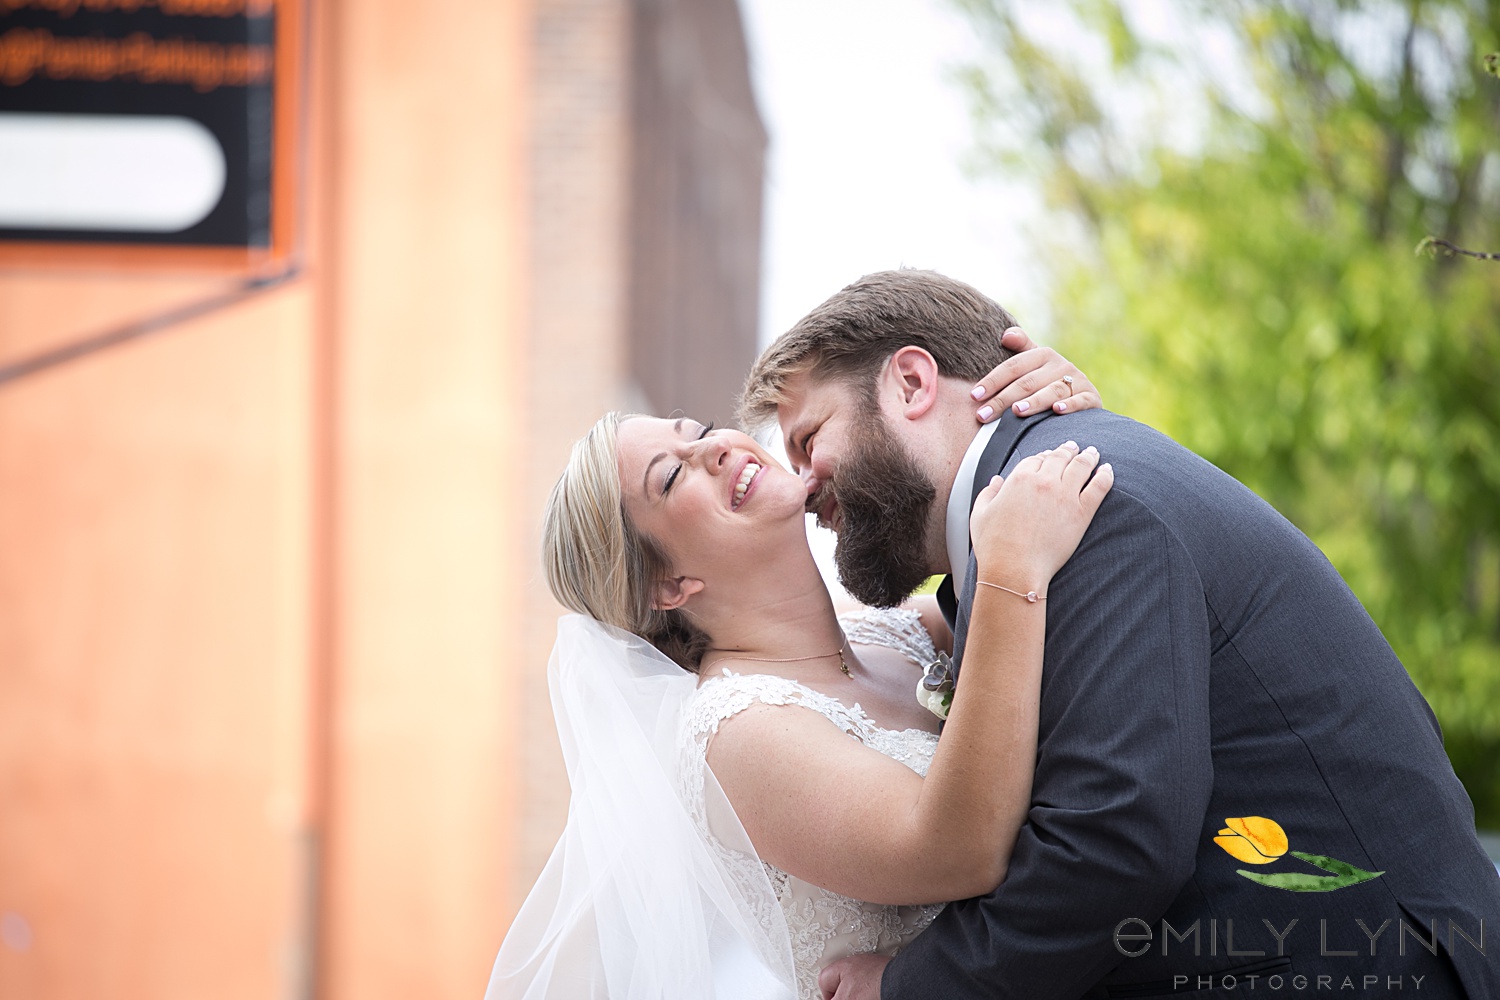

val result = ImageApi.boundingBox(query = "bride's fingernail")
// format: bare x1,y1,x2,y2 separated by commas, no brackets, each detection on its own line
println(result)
977,405,994,421
970,384,986,400
1014,400,1031,413
1062,440,1079,451
1055,402,1068,412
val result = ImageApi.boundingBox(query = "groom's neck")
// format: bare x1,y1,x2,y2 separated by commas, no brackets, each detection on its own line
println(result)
906,381,986,574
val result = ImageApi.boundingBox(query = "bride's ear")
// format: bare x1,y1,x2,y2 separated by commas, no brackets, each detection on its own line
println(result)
652,575,705,611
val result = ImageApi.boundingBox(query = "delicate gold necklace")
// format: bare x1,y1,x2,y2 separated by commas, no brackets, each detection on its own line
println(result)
708,633,852,677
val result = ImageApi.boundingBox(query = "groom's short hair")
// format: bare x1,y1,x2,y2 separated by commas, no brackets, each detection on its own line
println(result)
737,269,1020,431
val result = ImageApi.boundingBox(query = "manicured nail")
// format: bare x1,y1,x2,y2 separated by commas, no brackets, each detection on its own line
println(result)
1014,400,1030,414
1083,446,1097,456
1063,440,1079,451
977,405,994,421
1003,326,1023,339
970,384,986,400
1055,402,1067,412
1100,463,1113,473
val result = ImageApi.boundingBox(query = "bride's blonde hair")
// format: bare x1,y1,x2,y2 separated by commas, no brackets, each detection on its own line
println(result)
542,412,712,671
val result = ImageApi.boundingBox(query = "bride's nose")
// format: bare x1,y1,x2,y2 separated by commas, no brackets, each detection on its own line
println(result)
696,433,731,473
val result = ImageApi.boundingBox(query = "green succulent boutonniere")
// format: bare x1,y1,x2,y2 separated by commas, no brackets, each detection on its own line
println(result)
917,652,955,720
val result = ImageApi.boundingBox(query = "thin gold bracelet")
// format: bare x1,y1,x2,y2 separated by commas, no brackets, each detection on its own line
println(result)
976,580,1047,604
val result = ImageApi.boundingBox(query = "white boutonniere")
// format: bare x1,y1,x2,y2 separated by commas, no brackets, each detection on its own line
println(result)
916,651,955,720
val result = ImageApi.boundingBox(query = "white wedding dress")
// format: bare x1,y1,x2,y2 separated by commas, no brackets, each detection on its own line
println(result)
682,608,946,1000
484,607,946,1000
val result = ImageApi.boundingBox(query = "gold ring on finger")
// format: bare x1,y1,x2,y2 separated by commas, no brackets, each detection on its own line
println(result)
1061,375,1075,396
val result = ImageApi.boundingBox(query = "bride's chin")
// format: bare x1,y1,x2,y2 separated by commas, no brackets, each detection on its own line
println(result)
736,509,816,557
738,484,809,522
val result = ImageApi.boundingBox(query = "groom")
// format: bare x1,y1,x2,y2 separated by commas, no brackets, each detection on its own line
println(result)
737,270,1500,999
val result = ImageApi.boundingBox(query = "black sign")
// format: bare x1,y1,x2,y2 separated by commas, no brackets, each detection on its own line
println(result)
0,0,290,250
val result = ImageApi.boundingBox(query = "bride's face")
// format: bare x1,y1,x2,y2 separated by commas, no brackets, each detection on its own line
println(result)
616,416,807,586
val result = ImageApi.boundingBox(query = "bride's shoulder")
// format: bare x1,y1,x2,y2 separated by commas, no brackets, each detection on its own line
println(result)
687,669,865,742
839,603,944,664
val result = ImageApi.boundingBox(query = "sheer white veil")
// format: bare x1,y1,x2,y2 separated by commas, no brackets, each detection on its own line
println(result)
484,615,796,999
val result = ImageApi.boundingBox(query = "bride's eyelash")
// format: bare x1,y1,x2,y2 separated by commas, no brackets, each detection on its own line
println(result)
663,421,716,495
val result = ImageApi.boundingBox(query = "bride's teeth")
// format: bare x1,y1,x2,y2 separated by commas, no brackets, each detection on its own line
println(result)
733,463,761,506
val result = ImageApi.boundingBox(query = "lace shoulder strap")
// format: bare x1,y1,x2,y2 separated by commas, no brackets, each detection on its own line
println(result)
685,669,870,745
839,606,937,668
679,671,872,858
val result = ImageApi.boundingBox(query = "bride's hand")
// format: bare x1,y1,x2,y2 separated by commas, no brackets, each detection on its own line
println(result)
970,442,1114,588
969,327,1103,423
817,953,888,1000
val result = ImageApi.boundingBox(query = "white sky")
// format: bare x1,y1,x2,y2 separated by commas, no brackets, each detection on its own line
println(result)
738,0,1049,348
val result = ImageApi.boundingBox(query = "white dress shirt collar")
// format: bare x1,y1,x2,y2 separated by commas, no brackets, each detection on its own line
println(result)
944,418,1001,596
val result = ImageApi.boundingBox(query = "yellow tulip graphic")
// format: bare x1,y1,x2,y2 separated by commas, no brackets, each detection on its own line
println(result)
1214,816,1289,865
1213,814,1383,892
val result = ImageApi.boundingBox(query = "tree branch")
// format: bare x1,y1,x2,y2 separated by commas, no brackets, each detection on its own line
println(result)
1416,237,1500,261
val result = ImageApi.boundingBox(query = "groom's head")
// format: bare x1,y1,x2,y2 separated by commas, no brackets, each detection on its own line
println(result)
737,269,1020,606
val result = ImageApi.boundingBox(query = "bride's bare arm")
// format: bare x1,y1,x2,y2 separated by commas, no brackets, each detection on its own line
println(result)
706,444,1113,907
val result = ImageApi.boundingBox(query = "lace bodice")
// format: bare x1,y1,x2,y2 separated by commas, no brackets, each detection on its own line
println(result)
683,607,945,1000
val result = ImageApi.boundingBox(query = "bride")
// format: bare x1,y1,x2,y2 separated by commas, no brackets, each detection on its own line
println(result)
487,342,1110,1000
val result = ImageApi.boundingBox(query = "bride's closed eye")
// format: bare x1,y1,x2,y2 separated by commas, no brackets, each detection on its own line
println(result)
663,421,715,495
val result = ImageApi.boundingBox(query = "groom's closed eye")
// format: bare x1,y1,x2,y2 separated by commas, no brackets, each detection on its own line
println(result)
786,425,819,471
800,426,819,459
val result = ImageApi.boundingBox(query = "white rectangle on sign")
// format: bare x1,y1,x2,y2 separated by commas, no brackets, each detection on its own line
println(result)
0,112,227,233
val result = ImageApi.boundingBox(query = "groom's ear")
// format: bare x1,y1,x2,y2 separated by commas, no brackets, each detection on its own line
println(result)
652,575,705,612
887,346,941,420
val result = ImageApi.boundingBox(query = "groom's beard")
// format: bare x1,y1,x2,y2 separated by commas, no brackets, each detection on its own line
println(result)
826,421,939,608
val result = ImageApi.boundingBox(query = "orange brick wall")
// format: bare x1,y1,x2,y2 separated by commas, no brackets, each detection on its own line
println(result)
0,0,761,994
0,289,316,1000
0,0,531,996
316,0,530,996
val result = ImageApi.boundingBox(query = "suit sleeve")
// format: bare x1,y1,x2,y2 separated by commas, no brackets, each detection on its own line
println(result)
883,488,1214,1000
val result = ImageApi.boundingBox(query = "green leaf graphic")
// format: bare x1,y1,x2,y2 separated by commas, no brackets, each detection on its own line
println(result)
1236,852,1383,892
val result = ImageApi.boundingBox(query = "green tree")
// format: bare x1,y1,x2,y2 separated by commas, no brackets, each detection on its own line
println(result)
954,0,1500,825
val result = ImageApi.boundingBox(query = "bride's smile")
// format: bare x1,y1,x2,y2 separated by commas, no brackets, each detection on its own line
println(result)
730,457,763,509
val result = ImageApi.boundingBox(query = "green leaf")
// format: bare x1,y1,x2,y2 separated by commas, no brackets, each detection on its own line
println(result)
1236,853,1384,892
1289,851,1385,881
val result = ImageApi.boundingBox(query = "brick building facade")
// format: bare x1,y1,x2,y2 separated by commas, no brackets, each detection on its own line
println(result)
0,0,764,997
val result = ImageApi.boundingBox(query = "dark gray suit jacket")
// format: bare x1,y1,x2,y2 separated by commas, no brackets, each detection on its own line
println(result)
883,409,1500,999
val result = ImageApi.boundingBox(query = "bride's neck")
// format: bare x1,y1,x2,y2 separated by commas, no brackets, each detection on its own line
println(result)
692,558,845,668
